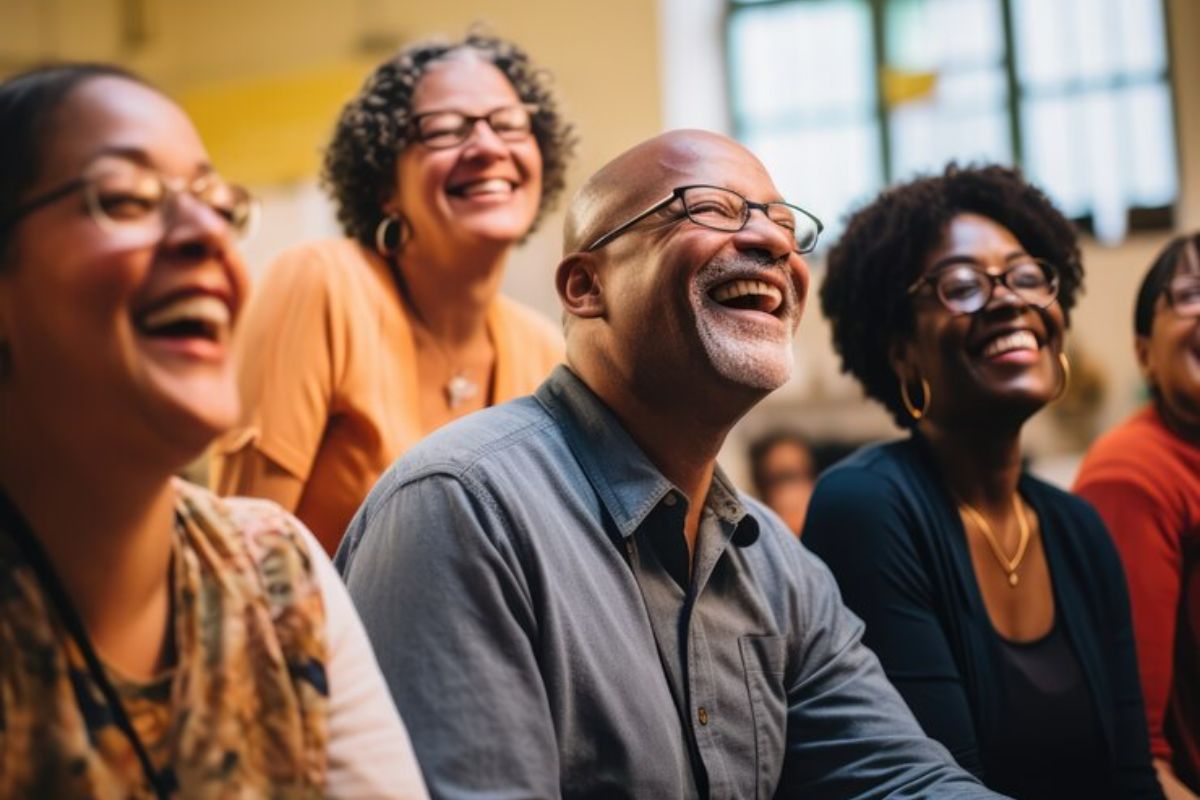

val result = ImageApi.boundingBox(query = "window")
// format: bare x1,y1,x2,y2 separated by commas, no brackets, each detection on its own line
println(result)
727,0,1178,244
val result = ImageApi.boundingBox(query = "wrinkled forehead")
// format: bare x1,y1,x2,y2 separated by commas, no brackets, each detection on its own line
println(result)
566,132,779,253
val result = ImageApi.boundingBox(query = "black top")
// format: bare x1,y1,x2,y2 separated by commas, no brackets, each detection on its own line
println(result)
802,436,1163,799
989,621,1108,798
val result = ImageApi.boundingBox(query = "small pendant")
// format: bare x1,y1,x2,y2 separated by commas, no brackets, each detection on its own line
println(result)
445,373,479,409
1008,572,1019,587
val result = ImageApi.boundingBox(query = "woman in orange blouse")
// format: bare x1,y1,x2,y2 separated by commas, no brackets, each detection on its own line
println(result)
212,33,575,552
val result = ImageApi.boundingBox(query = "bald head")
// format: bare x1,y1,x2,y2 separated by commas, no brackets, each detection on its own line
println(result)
563,130,774,255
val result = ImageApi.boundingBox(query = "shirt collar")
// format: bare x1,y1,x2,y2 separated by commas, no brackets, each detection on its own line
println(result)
534,365,759,546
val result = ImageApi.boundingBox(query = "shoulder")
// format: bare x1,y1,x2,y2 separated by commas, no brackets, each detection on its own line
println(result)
809,439,928,519
254,238,380,306
368,395,561,501
175,479,320,583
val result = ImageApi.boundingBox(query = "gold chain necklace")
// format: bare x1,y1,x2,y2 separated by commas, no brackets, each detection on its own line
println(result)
958,494,1031,588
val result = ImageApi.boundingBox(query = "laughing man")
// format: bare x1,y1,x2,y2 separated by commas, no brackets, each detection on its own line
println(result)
336,130,1006,799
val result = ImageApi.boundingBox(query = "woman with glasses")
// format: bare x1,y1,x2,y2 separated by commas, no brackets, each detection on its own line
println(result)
211,33,576,554
804,165,1161,799
0,64,426,798
1075,234,1200,800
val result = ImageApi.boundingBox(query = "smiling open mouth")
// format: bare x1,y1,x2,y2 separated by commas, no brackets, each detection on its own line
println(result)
137,295,229,342
979,329,1040,358
446,178,516,198
709,279,784,315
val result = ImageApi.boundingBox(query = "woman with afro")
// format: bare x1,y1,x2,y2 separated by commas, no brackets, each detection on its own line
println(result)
804,165,1161,799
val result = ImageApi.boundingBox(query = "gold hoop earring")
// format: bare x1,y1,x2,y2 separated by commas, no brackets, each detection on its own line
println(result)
374,214,406,258
899,375,932,421
1052,352,1071,403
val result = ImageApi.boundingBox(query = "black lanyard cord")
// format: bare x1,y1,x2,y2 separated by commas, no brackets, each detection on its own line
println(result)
0,486,174,799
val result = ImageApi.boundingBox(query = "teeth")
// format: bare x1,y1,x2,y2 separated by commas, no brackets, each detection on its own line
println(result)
982,330,1038,357
710,279,783,311
140,295,230,333
455,178,513,197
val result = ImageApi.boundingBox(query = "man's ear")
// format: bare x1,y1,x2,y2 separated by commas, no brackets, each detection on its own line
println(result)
556,252,606,319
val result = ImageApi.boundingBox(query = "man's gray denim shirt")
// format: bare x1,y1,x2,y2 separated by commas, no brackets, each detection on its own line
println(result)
335,366,1007,800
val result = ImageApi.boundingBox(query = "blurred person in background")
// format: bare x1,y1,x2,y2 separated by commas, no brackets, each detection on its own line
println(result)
211,32,575,553
1075,233,1200,800
748,429,815,535
0,64,426,798
805,164,1162,799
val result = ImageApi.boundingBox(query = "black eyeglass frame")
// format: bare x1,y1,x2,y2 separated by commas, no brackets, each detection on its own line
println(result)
410,103,540,150
583,184,823,253
0,163,257,238
906,258,1061,316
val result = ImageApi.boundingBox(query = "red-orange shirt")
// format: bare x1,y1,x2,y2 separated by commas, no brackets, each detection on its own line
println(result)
1075,404,1200,792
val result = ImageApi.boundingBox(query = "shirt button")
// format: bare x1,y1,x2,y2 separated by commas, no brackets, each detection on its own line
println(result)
697,706,709,726
663,493,678,507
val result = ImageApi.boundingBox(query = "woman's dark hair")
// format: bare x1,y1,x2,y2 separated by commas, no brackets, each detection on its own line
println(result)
0,63,146,256
1134,232,1200,337
322,32,577,249
820,163,1084,429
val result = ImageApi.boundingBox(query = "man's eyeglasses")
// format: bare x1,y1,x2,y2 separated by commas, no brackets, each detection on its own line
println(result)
411,103,538,150
1165,276,1200,319
0,156,257,243
584,184,823,253
907,258,1060,316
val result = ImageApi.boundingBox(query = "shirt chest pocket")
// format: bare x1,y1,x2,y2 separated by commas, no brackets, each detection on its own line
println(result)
738,634,787,798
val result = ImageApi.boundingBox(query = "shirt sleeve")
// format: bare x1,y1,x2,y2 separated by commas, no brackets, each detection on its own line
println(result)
211,245,341,499
304,525,430,800
1074,475,1182,766
773,539,1004,798
338,474,561,800
801,467,987,781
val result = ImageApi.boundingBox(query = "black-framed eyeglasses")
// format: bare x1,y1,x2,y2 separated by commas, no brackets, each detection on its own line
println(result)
0,155,257,243
584,184,823,253
411,103,539,150
907,258,1060,316
1164,275,1200,319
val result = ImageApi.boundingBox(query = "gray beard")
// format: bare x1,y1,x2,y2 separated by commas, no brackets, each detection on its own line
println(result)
691,255,798,391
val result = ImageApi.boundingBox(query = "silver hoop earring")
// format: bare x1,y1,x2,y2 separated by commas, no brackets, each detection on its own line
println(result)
375,215,404,258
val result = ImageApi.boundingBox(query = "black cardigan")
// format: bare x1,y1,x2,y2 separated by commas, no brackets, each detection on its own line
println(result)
802,436,1162,798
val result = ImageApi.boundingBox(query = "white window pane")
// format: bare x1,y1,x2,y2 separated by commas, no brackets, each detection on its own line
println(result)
892,107,1011,180
1013,0,1073,86
729,0,874,121
743,123,883,243
1021,96,1089,217
1124,84,1178,206
886,0,1003,69
937,67,1008,109
1115,0,1168,75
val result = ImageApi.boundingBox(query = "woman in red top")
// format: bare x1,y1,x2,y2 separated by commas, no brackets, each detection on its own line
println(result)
1075,233,1200,800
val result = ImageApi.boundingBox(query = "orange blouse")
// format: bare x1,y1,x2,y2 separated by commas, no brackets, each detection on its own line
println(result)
211,238,564,553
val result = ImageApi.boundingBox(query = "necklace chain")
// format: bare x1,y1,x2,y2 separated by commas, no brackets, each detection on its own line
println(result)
958,493,1031,588
385,255,484,410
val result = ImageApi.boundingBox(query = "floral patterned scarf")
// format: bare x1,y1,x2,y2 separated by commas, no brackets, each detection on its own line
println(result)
0,480,328,797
